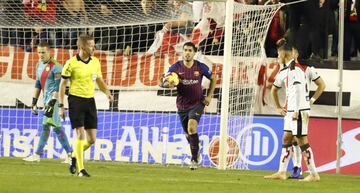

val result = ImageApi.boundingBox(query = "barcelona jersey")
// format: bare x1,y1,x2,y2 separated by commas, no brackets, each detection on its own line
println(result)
168,60,212,110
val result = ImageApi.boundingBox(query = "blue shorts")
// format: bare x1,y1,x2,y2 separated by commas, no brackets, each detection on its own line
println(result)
178,103,205,134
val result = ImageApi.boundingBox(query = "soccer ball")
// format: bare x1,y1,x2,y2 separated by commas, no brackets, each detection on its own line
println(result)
162,72,179,87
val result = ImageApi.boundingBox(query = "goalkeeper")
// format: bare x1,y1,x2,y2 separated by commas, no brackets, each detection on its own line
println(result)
23,41,73,162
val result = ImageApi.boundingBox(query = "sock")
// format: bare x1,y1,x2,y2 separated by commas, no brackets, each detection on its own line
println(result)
301,143,317,175
71,140,91,157
74,138,85,172
188,133,199,162
292,142,302,169
83,140,91,151
279,144,292,172
35,125,50,155
54,127,72,154
185,134,190,143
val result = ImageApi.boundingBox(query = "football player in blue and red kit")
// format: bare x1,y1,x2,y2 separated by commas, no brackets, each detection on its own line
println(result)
159,42,217,170
23,41,72,163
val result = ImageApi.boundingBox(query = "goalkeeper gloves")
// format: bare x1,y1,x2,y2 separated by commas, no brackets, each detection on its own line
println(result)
31,97,38,115
44,99,57,118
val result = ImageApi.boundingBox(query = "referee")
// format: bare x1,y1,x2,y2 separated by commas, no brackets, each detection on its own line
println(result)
59,34,113,177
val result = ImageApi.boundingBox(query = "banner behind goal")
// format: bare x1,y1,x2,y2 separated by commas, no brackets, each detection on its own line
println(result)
0,0,282,169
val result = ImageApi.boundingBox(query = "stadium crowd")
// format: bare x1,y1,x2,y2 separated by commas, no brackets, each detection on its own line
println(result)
0,0,359,61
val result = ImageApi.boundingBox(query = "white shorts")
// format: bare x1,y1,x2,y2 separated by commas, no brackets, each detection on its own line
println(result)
283,110,310,136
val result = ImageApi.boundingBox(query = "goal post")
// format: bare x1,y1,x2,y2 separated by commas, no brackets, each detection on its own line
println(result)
0,0,283,170
218,0,234,170
217,0,283,169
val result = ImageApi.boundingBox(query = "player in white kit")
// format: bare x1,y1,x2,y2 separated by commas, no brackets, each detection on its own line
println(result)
264,43,322,182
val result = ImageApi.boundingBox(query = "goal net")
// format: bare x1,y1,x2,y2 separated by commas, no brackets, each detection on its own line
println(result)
0,0,282,170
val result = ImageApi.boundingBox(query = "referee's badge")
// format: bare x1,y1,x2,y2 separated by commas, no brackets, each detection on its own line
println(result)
92,74,97,81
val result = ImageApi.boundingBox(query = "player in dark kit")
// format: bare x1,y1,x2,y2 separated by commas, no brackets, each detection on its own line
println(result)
159,42,217,170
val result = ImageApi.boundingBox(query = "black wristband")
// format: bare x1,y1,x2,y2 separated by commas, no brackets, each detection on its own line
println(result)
32,97,38,106
48,98,57,106
58,103,64,108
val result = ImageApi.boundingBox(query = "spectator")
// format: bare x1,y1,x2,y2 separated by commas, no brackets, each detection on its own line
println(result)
88,0,161,55
141,0,170,16
284,0,331,60
146,0,193,55
141,0,168,15
56,0,88,49
344,0,360,61
122,1,163,55
328,0,339,57
264,0,285,57
141,0,155,15
197,18,224,56
191,2,225,48
23,1,58,50
23,0,57,23
90,0,119,51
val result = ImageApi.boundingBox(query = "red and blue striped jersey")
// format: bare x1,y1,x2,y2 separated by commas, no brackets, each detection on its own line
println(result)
168,60,212,110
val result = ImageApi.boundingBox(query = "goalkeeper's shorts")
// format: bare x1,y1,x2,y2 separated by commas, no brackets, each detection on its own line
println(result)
42,104,61,128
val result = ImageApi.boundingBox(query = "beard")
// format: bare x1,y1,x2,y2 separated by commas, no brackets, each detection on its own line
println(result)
184,55,192,62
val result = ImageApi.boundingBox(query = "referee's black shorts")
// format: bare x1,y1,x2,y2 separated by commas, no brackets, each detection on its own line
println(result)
68,94,97,129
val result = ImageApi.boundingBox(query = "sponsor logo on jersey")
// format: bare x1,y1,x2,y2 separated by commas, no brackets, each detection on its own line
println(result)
181,79,199,85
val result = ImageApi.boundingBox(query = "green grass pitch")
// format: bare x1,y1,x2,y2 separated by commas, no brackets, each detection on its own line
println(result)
0,157,359,193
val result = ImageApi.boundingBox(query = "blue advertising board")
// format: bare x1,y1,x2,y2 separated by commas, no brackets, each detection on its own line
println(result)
0,108,286,170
